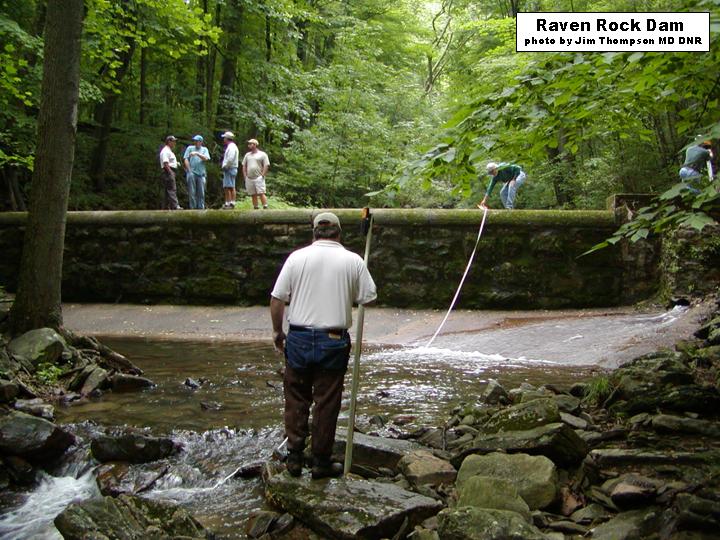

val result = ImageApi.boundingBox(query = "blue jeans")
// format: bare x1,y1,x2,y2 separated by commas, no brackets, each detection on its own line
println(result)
679,167,702,193
285,327,351,372
186,172,206,209
499,171,526,209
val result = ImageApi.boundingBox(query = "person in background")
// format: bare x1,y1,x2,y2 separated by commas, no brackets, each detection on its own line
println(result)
479,162,527,210
270,212,377,479
183,135,210,209
679,140,714,192
242,138,270,209
221,131,239,209
159,135,181,210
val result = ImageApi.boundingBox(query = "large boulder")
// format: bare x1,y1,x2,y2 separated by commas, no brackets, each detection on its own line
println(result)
456,452,558,510
651,414,720,438
80,367,109,396
333,432,424,472
265,471,442,539
437,507,548,540
456,476,531,522
483,398,560,434
95,461,169,496
14,398,54,420
398,450,456,487
0,410,74,462
8,328,68,370
455,423,588,467
54,494,209,539
0,379,19,403
91,433,180,464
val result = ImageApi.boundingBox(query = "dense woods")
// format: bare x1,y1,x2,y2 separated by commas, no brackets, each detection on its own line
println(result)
0,0,718,211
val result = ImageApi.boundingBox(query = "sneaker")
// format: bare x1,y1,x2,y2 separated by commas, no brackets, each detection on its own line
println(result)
263,205,269,209
175,205,183,210
253,206,259,210
230,201,236,208
311,457,343,480
286,451,303,477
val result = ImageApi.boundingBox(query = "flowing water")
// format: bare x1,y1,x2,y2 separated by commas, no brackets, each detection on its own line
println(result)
0,337,611,539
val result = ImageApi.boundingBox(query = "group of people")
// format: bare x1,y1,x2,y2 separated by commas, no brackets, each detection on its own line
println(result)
158,132,270,210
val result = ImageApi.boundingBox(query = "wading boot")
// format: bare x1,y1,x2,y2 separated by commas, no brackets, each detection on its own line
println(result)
311,456,343,480
286,451,303,477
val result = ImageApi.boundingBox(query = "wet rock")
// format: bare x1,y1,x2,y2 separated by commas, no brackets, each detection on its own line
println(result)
200,401,223,410
8,328,68,370
437,507,548,540
111,373,155,392
483,398,561,434
456,452,557,510
456,423,588,467
68,364,96,392
560,412,588,430
417,428,448,449
369,415,386,428
590,507,662,540
570,503,611,524
185,377,201,389
587,449,708,468
80,367,109,396
651,414,720,438
3,455,35,485
96,461,168,496
54,494,209,539
272,513,295,536
480,379,510,405
246,510,282,538
14,398,54,420
91,433,180,464
397,450,456,487
265,471,443,539
233,460,265,479
333,433,424,472
553,394,581,414
457,476,532,522
0,410,74,462
0,379,18,403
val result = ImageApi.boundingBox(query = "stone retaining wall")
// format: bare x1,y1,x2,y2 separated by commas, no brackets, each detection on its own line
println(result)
0,209,659,309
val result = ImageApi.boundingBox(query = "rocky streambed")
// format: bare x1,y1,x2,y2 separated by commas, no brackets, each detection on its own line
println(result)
1,298,720,539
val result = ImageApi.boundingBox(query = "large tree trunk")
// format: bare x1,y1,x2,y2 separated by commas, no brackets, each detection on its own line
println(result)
140,45,148,124
9,0,84,335
215,1,243,129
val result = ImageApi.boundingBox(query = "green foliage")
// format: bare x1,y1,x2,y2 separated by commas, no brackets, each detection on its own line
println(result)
36,362,63,385
583,375,614,407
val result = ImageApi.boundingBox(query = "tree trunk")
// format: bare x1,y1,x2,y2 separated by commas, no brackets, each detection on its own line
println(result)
88,41,136,191
4,167,27,211
9,0,84,335
215,1,243,130
140,45,148,124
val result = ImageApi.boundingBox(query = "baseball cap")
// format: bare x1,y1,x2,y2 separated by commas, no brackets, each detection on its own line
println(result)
313,212,341,229
221,131,235,139
247,138,259,145
192,135,203,142
486,162,498,172
165,135,177,142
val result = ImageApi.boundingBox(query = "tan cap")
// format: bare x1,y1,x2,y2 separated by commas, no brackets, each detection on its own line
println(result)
221,131,235,139
313,212,341,229
247,138,259,145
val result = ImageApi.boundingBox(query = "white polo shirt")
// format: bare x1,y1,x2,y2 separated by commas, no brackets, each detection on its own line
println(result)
159,145,177,169
271,240,377,329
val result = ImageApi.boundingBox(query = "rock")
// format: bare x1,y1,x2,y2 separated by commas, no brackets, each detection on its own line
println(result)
68,364,96,392
651,414,720,438
436,507,549,540
483,398,560,434
96,461,168,496
456,452,557,510
457,476,532,522
91,433,180,463
80,367,109,396
481,380,509,405
417,428,448,449
200,401,223,410
587,449,708,468
233,460,265,479
412,528,439,540
610,385,720,416
609,475,658,509
14,398,54,420
0,379,19,403
246,510,281,538
558,485,583,516
590,507,661,540
519,389,554,403
272,513,295,536
570,383,588,398
553,395,581,414
547,520,588,535
265,471,442,539
111,373,155,392
8,328,68,369
570,503,610,524
398,450,456,487
185,377,201,389
54,494,209,539
674,493,720,530
3,455,35,485
333,433,424,472
560,412,588,430
0,410,74,462
578,427,627,447
456,423,588,468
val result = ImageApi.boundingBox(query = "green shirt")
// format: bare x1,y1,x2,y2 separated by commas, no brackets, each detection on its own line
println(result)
682,145,711,172
485,163,522,197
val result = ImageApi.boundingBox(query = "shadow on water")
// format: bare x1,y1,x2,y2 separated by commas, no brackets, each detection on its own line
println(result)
2,338,599,539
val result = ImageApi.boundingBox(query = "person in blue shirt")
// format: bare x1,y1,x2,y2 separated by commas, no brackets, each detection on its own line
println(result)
479,162,527,210
679,140,714,192
183,135,211,209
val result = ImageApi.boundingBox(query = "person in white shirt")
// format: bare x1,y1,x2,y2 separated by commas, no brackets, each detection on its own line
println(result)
220,131,239,209
159,135,181,210
242,139,270,209
270,212,377,479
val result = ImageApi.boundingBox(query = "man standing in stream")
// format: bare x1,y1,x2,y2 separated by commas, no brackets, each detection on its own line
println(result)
270,212,376,479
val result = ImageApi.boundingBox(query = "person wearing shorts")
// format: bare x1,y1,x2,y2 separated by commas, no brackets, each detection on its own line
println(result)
242,138,270,209
221,131,239,209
